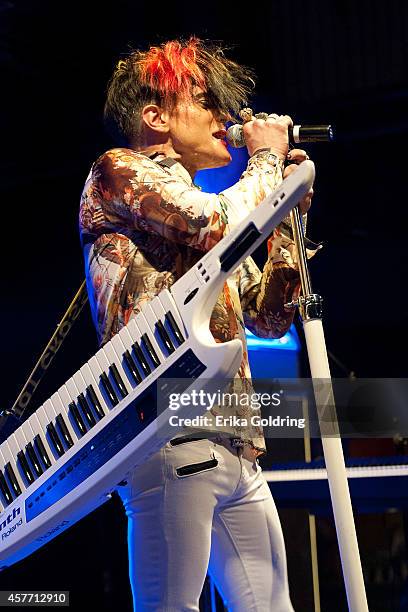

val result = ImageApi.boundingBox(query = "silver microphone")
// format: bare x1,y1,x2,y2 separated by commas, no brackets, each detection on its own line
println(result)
226,122,334,148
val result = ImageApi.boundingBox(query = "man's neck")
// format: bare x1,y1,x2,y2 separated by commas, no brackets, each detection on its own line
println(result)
131,142,197,179
133,143,179,162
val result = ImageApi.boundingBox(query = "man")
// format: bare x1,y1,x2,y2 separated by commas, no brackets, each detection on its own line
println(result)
79,37,314,611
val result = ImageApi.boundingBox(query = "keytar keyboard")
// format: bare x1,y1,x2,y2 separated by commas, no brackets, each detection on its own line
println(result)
0,161,315,569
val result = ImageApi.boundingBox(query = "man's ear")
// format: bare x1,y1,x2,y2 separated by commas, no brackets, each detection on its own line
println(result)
141,104,170,134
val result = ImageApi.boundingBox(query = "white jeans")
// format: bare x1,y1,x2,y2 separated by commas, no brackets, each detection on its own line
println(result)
116,438,294,612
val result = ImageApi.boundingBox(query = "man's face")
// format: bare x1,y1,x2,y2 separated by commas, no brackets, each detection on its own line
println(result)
167,88,232,175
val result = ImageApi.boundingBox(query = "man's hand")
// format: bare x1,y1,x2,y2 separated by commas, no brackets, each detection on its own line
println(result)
283,148,313,214
242,114,292,159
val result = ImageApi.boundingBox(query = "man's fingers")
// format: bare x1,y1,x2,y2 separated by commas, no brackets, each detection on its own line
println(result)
287,148,309,163
283,163,298,178
283,163,314,213
278,114,293,128
299,188,314,214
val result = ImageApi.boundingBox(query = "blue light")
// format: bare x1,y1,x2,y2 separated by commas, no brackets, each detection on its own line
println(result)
245,325,300,352
195,147,248,193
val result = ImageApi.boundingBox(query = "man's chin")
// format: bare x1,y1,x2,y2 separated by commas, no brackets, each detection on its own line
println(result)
207,150,232,169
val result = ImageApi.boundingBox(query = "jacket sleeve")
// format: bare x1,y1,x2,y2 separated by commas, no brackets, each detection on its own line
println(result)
238,230,322,339
84,148,287,252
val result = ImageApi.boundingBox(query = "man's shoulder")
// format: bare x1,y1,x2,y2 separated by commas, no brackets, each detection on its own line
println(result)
91,148,174,183
94,147,149,168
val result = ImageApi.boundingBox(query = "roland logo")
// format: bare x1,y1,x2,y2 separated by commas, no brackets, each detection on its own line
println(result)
0,507,22,540
36,520,70,542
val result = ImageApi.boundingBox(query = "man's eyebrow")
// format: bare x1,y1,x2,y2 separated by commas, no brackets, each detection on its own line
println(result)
193,92,209,101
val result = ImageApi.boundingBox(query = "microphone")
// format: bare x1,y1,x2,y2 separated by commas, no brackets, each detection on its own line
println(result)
226,122,334,148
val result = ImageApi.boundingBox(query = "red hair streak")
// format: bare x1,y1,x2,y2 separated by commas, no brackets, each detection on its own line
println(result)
139,38,207,102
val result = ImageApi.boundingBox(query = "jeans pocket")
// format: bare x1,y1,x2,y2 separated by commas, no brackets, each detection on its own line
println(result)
175,456,218,478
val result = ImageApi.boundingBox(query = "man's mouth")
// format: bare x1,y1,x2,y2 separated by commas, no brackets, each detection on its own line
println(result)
212,130,228,146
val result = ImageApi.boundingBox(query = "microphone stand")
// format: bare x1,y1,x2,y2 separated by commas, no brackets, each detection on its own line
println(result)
287,205,369,611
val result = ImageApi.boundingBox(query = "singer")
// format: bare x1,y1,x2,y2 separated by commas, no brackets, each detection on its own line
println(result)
79,36,316,611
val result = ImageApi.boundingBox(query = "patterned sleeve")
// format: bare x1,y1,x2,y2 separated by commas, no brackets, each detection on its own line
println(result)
89,148,226,252
239,231,322,339
88,148,289,253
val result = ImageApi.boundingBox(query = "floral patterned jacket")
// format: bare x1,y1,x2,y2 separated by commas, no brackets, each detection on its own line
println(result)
79,147,317,454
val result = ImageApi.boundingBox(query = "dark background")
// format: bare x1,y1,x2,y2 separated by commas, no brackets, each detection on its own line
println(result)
1,0,408,610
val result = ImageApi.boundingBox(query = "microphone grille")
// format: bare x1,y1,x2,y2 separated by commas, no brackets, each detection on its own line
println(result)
226,124,245,148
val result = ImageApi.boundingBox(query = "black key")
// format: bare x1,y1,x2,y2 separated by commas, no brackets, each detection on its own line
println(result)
56,414,74,448
34,435,52,469
17,451,35,485
123,350,142,384
46,422,65,457
86,386,105,419
78,394,96,427
5,463,22,497
155,320,175,354
132,341,152,376
68,402,87,436
25,442,44,476
109,364,128,399
100,372,119,407
0,471,13,506
165,311,185,345
141,334,161,368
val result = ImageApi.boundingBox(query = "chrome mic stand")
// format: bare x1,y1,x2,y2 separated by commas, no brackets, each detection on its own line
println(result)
286,206,369,611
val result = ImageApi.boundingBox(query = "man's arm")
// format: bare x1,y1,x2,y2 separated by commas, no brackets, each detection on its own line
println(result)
239,231,321,339
86,148,290,250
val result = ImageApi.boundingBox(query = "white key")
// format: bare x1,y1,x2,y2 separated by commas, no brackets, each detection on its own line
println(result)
103,341,133,395
149,296,167,324
118,325,137,352
110,333,137,387
64,378,81,407
7,434,29,489
88,355,115,410
78,364,107,418
35,404,60,461
13,428,30,471
20,421,34,450
27,413,55,468
0,448,15,505
115,327,144,385
72,371,105,424
43,399,57,423
143,302,171,354
43,398,67,457
149,297,181,352
94,348,124,405
7,434,24,472
135,309,165,362
14,423,42,479
0,442,24,495
49,392,77,444
124,319,153,377
128,316,162,371
71,369,105,423
58,384,88,436
31,406,49,438
19,420,43,477
65,378,96,429
158,290,187,339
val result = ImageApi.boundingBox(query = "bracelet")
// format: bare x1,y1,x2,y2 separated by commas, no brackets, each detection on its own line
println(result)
250,148,283,166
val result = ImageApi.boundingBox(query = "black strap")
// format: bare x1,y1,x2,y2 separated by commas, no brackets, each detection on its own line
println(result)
1,282,89,425
156,157,178,169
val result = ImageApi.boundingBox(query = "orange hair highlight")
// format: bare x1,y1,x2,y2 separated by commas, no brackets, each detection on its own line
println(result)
138,38,206,103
